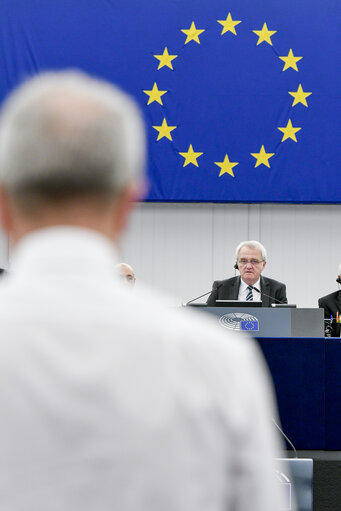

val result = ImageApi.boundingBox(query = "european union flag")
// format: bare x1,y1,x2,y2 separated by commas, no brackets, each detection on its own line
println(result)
240,320,259,331
0,0,339,203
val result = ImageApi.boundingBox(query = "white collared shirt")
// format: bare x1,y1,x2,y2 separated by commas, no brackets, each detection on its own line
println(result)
238,277,262,301
0,227,284,511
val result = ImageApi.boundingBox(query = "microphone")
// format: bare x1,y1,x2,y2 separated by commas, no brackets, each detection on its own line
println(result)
185,283,223,306
249,285,287,305
272,418,298,458
336,276,341,284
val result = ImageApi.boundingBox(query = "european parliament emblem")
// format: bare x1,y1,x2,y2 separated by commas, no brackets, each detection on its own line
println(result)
240,320,259,331
219,313,259,331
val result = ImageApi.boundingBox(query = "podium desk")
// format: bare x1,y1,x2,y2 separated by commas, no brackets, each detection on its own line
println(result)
187,307,341,449
186,307,327,449
186,307,341,509
257,337,325,450
257,338,341,452
197,306,324,337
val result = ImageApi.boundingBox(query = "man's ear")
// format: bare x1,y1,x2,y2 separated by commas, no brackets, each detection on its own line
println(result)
0,186,13,235
111,183,144,240
262,260,267,271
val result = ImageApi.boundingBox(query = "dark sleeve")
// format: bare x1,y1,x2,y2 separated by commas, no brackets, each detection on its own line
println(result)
318,298,336,335
276,283,288,304
318,297,332,319
206,281,219,306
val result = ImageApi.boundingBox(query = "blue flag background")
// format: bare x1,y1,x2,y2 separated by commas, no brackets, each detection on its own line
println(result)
0,0,340,203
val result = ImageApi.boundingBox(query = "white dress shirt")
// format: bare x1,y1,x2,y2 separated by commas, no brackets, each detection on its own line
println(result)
238,277,262,301
0,227,285,511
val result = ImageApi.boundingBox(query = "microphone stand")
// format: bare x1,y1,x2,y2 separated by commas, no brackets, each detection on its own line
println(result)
250,285,287,305
185,283,223,306
185,290,213,306
272,418,298,458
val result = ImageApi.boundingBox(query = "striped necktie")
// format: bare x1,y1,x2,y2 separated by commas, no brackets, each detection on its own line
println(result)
246,286,253,301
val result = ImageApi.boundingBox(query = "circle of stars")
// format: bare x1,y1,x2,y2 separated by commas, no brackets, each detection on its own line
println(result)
142,14,311,179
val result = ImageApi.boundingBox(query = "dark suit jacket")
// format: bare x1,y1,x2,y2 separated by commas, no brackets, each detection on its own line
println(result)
318,290,341,336
206,275,287,307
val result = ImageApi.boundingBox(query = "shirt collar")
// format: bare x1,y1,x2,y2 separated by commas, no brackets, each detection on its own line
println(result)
240,277,261,292
10,226,119,278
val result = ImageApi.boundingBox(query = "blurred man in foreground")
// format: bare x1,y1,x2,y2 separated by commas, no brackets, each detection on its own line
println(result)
0,71,285,511
116,262,136,286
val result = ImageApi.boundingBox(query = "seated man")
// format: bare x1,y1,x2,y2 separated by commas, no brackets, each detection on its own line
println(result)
318,264,341,336
207,240,287,306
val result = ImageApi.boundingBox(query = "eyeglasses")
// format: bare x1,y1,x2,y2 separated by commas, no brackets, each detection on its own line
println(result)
120,274,136,283
238,259,264,266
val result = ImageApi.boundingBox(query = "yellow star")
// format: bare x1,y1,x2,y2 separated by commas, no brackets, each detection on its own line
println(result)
217,13,242,36
154,47,178,70
253,22,277,46
152,118,177,141
143,83,167,106
288,84,312,107
250,145,274,168
181,21,205,44
179,144,203,167
214,154,239,177
279,49,302,71
278,119,301,142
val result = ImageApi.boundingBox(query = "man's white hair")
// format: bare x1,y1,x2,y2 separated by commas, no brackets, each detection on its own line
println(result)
338,262,341,277
0,70,145,201
235,240,267,261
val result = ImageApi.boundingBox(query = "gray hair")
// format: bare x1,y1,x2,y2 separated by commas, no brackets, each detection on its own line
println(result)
235,240,267,261
0,70,145,203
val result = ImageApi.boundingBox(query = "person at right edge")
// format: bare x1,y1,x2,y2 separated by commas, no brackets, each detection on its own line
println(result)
0,71,288,510
318,263,341,336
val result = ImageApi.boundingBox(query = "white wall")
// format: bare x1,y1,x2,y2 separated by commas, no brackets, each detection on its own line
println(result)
119,202,341,307
0,228,9,271
1,202,340,307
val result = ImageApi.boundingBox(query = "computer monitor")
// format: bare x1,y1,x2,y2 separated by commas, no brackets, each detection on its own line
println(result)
215,300,262,308
271,303,297,308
